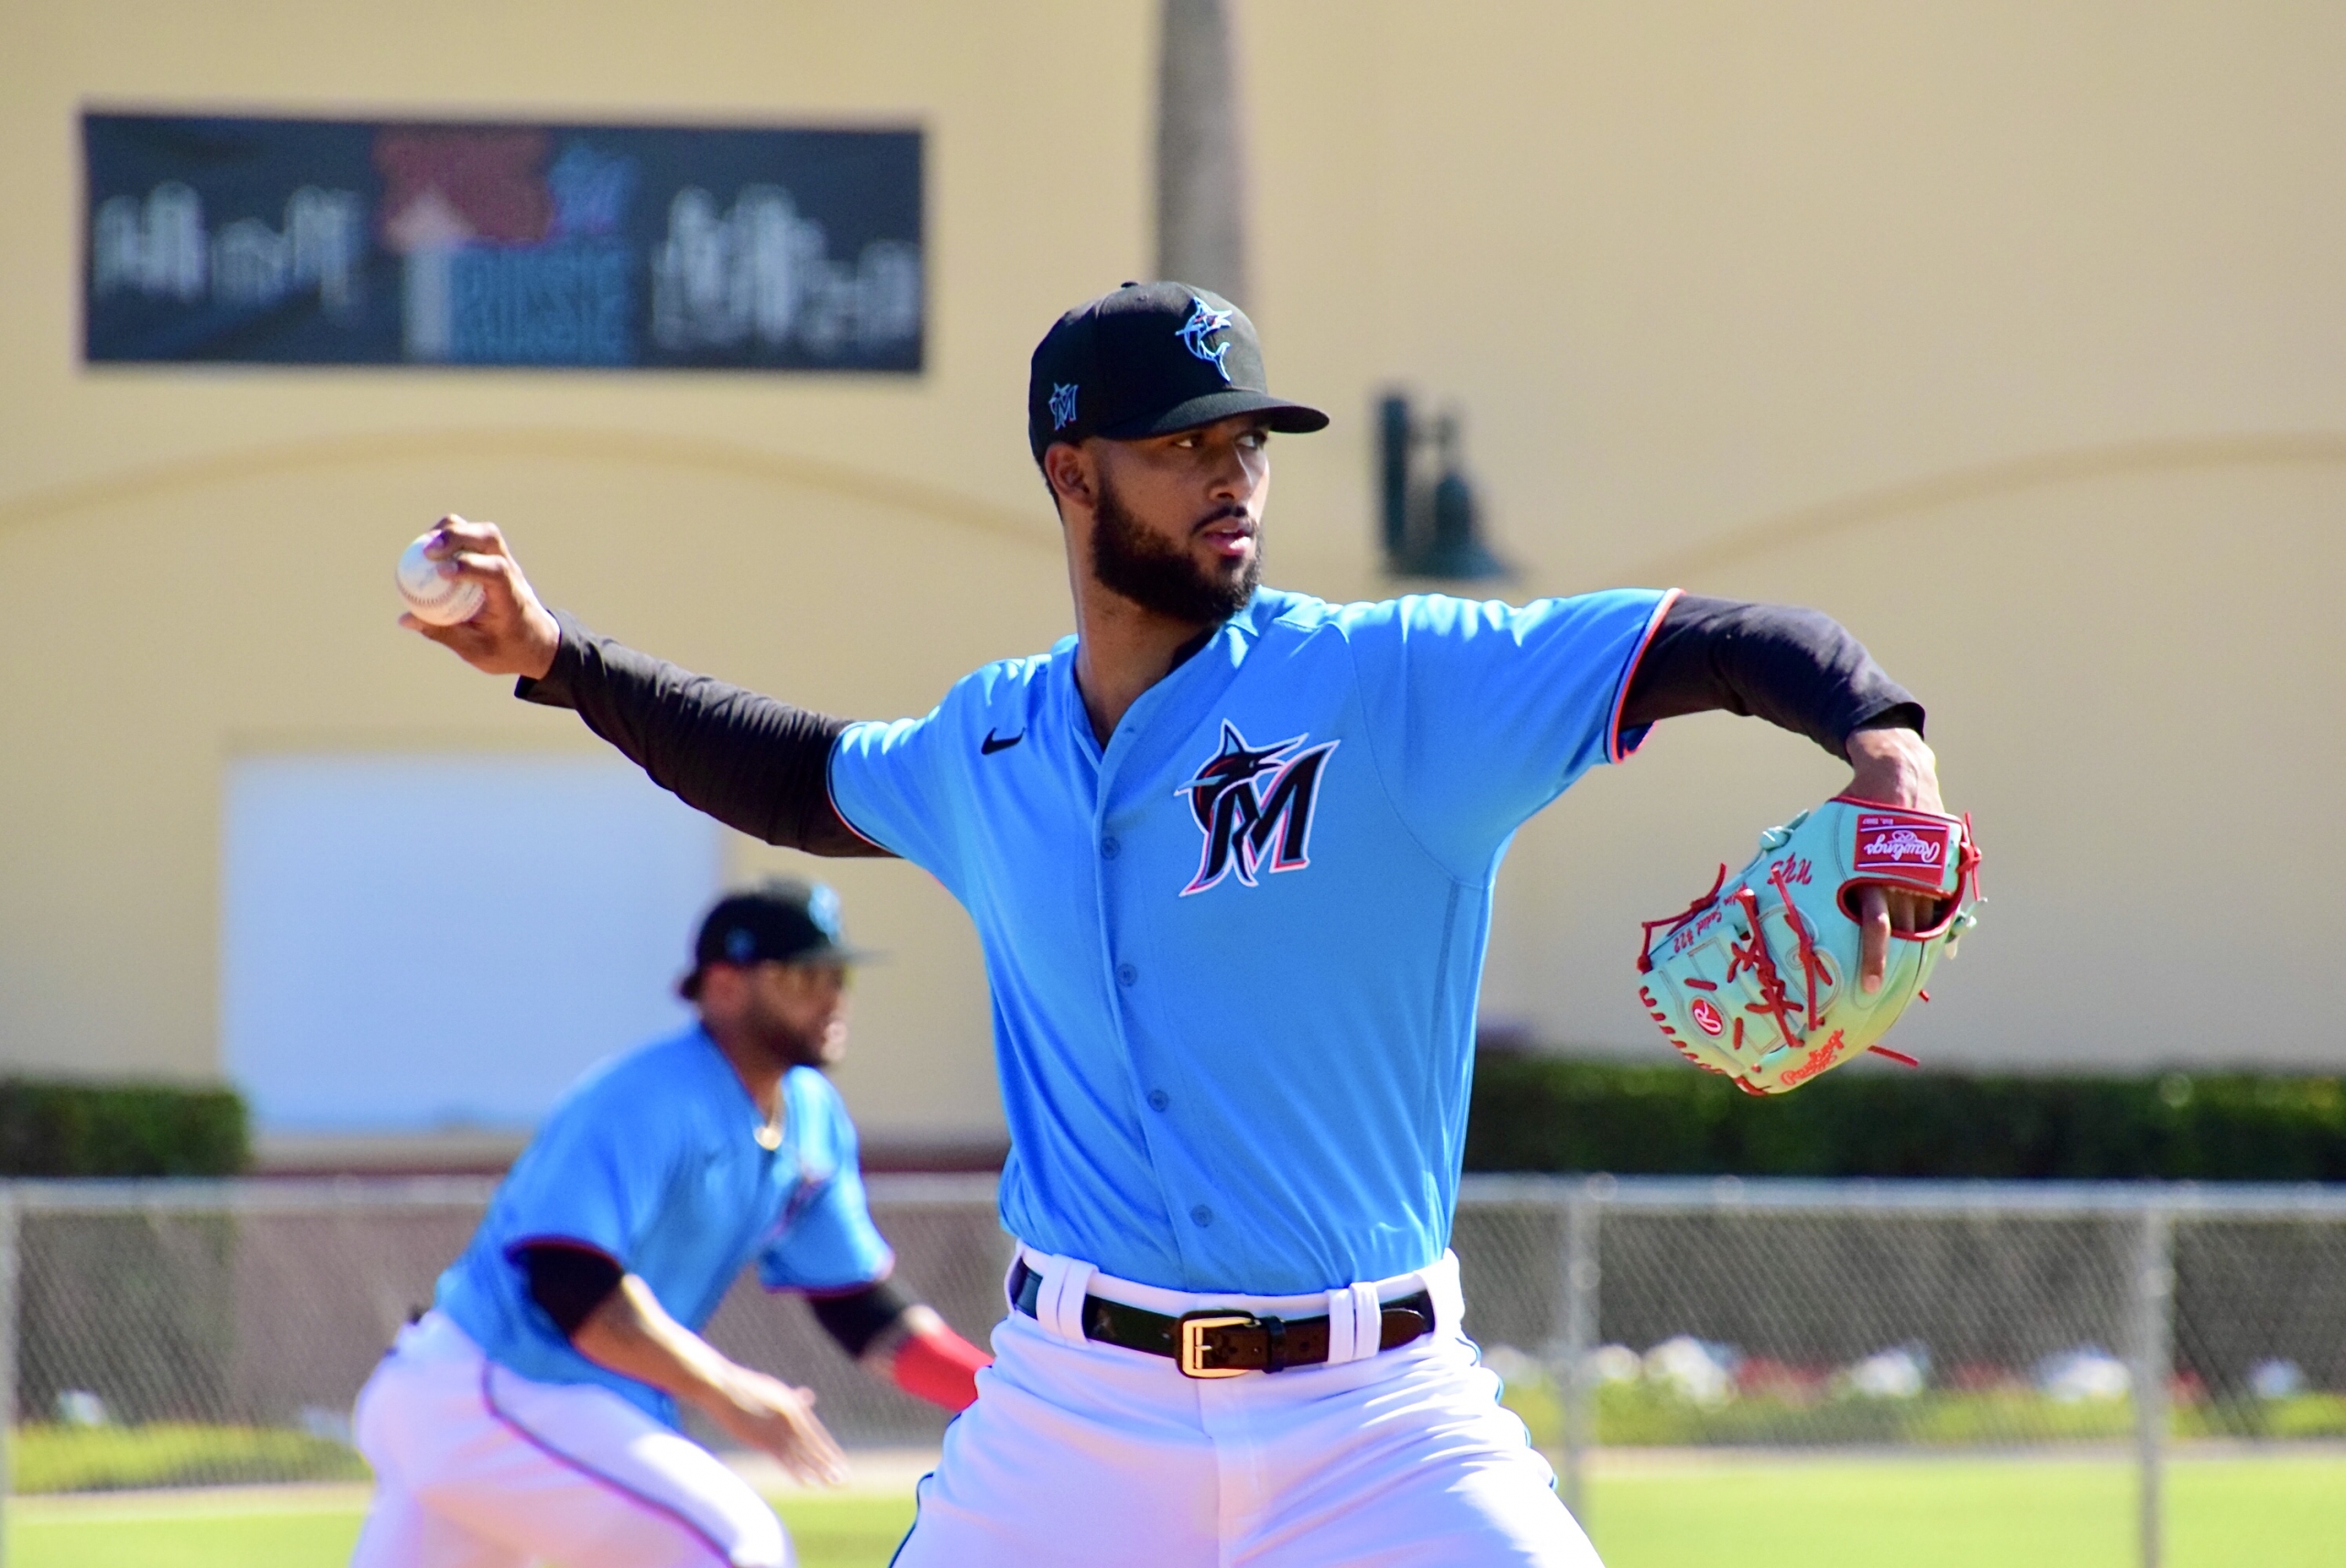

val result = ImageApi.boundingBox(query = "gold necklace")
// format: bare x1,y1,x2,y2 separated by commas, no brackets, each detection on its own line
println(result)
755,1096,784,1150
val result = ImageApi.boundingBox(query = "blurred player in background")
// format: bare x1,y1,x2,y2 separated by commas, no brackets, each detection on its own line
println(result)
404,282,1943,1566
349,880,989,1568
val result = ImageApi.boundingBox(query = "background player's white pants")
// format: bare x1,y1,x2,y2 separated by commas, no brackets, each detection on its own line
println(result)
348,1311,791,1568
893,1249,1601,1568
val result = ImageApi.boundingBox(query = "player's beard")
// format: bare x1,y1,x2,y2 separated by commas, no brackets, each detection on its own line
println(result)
744,995,847,1072
1090,471,1259,625
781,1019,845,1071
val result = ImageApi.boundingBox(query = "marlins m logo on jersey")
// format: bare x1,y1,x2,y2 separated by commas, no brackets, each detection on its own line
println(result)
1176,721,1338,895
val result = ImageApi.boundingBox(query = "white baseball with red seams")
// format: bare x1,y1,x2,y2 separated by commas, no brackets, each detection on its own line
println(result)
398,532,487,627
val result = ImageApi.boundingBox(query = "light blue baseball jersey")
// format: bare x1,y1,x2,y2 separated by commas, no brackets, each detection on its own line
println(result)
434,1025,893,1426
830,587,1672,1295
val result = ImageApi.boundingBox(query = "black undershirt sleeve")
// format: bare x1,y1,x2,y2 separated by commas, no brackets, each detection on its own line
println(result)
806,1279,915,1360
516,610,892,859
1618,594,1924,758
516,1244,625,1340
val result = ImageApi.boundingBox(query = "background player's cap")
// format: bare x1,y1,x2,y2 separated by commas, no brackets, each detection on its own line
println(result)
1027,280,1329,463
679,880,881,1000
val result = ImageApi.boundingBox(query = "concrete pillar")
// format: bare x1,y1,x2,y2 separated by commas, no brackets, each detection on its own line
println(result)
1155,0,1250,305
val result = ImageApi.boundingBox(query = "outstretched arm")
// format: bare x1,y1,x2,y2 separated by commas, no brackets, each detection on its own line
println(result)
1620,594,1946,989
806,1280,991,1412
1619,595,1922,753
400,517,888,858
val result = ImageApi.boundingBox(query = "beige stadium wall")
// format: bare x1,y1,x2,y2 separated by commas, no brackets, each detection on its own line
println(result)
0,0,1150,1154
2,4,2341,1162
1236,2,2346,1073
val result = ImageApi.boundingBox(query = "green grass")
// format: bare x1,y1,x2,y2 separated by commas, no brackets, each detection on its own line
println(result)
6,1455,2342,1567
776,1493,919,1566
8,1491,915,1568
13,1508,364,1568
1587,1453,2346,1568
13,1424,368,1494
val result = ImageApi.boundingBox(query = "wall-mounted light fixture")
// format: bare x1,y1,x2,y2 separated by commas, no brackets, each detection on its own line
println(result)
1376,392,1509,582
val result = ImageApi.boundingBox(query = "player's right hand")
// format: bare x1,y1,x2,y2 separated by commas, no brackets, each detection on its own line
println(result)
710,1366,850,1487
400,514,562,681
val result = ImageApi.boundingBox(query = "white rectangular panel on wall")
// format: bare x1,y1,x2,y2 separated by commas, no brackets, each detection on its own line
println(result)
224,754,722,1133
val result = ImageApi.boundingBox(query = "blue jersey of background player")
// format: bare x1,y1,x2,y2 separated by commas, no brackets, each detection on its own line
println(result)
407,282,1951,1567
351,882,988,1568
438,1005,883,1431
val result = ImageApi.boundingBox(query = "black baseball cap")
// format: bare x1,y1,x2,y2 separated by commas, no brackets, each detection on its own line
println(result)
1027,281,1329,463
678,881,879,1000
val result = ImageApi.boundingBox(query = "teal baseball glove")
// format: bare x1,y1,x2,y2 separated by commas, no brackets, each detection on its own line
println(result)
1637,798,1981,1095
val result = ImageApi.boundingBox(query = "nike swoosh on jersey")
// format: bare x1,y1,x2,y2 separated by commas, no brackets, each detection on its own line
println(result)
981,729,1025,755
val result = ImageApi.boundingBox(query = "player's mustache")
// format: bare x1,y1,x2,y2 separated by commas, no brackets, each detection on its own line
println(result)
1189,506,1255,535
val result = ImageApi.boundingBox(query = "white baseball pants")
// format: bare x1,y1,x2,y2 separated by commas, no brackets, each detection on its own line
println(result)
890,1248,1601,1568
348,1311,791,1568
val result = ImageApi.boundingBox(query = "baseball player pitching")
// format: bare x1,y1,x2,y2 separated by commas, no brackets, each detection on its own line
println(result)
348,882,990,1568
404,280,1946,1565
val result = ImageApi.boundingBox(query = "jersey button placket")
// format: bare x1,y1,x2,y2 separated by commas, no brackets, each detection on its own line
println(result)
1094,685,1219,1279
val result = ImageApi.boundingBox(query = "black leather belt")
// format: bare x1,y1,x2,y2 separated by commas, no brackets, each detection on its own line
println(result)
1008,1258,1434,1378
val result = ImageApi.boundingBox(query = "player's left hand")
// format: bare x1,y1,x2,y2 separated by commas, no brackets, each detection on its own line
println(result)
707,1365,850,1486
1842,725,1947,992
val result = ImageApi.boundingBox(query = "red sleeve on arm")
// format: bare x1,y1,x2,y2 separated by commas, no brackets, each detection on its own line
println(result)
891,1324,991,1412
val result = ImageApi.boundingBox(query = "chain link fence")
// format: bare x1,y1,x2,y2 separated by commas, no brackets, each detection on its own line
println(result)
1,1175,2341,1567
0,1174,1017,1497
1455,1177,2346,1568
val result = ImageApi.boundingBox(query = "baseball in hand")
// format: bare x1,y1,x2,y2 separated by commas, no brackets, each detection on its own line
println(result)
396,531,486,627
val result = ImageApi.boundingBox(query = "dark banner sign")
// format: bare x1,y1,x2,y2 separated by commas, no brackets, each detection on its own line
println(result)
83,112,923,371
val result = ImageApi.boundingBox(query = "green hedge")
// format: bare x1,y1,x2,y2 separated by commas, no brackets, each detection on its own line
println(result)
1464,1057,2346,1181
0,1080,249,1177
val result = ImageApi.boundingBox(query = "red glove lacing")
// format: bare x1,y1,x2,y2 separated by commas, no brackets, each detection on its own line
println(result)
1768,859,1834,1035
1637,863,1728,974
1727,886,1803,1053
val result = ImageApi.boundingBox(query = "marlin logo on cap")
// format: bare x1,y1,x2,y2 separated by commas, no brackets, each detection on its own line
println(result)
1175,296,1234,381
808,884,843,938
1048,382,1080,430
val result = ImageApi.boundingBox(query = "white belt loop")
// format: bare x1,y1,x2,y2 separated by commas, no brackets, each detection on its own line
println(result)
1323,1280,1382,1365
1321,1288,1354,1364
1423,1250,1464,1333
1035,1253,1096,1345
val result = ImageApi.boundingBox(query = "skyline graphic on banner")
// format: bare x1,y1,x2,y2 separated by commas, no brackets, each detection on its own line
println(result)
83,113,924,371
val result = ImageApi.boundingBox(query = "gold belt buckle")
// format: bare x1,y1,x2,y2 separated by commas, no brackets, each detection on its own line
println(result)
1177,1312,1257,1378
